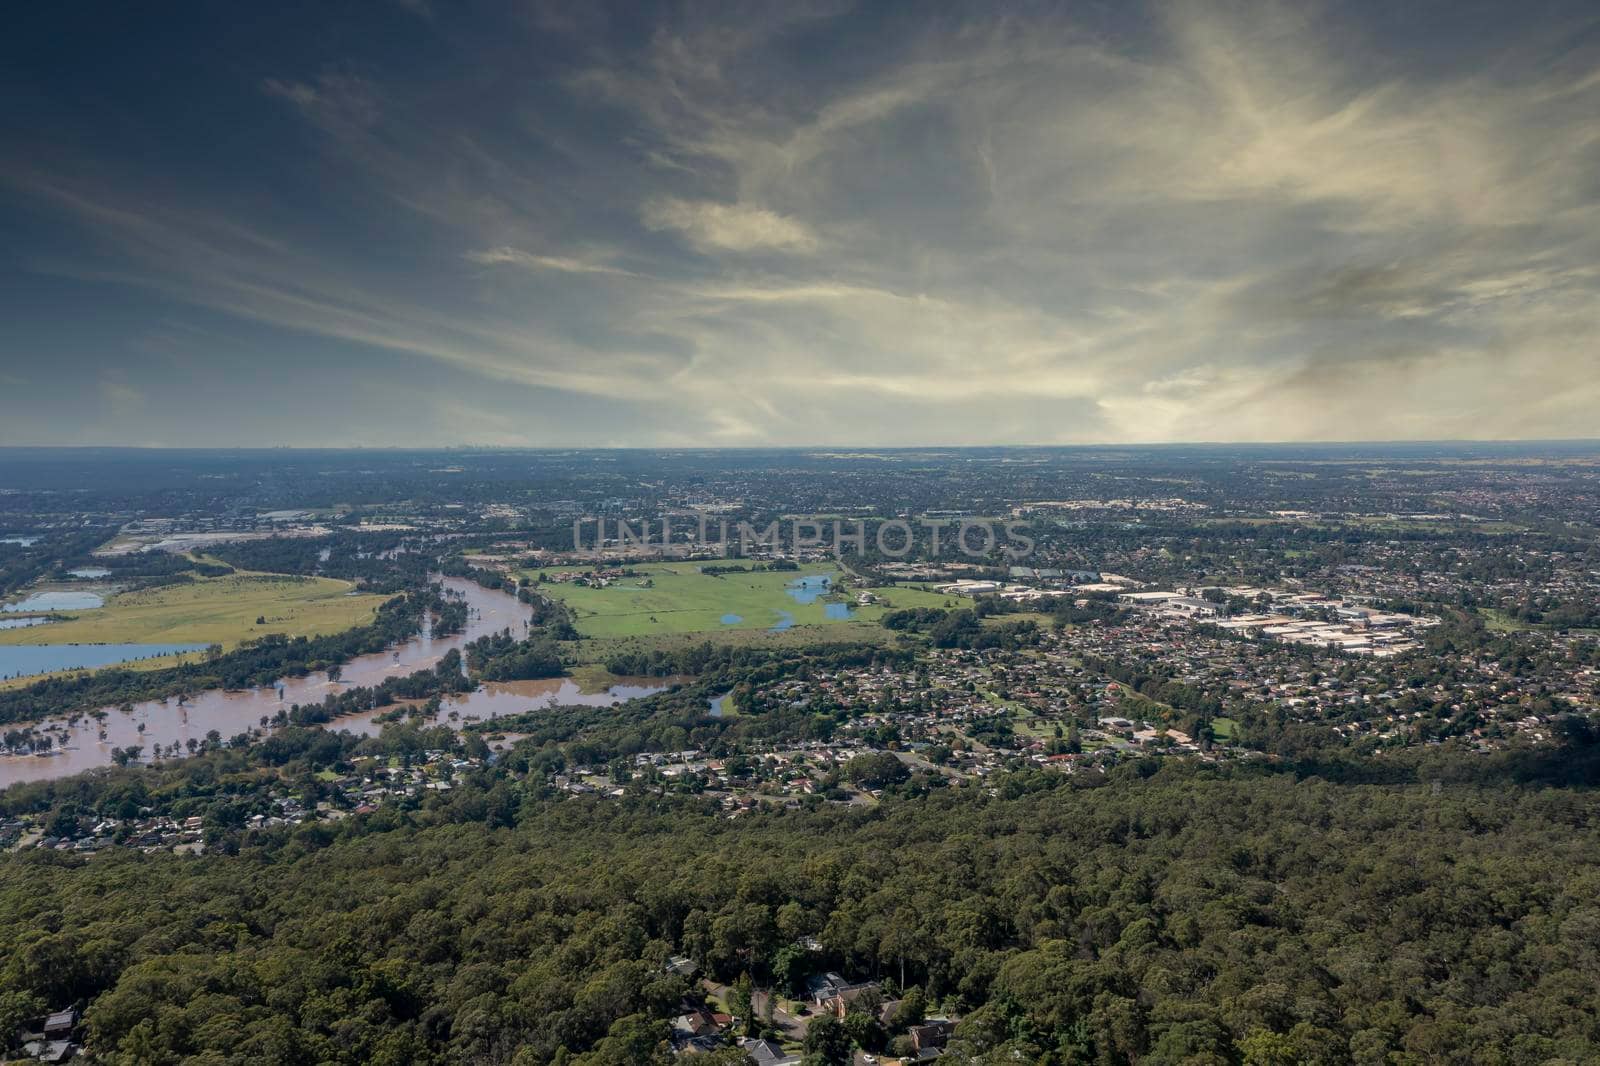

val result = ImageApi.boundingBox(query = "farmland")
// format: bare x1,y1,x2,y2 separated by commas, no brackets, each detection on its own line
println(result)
529,562,953,639
0,572,388,652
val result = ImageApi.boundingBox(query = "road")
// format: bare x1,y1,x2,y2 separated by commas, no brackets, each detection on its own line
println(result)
701,979,814,1042
752,988,812,1041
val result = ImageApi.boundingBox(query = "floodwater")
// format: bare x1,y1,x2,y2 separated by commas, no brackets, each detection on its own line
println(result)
0,578,675,789
0,618,54,631
3,590,105,612
720,613,743,624
785,574,832,604
782,574,854,624
1,644,202,681
424,676,683,723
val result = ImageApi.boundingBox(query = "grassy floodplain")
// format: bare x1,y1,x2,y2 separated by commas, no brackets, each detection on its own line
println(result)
528,561,954,638
0,572,387,652
573,623,900,678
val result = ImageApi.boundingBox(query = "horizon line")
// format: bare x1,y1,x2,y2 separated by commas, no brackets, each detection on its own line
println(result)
1,438,1600,453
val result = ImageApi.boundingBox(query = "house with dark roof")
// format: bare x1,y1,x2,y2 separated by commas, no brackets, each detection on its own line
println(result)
741,1037,801,1066
910,1017,956,1052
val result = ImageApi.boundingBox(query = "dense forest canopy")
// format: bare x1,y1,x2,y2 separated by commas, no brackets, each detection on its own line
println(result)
3,746,1599,1065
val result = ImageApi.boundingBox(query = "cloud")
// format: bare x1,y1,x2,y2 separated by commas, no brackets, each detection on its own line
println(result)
641,198,819,253
97,372,145,415
464,246,639,277
262,73,381,131
4,0,1599,445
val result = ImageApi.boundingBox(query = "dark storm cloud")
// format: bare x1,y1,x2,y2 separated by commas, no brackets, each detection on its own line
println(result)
1,0,1597,445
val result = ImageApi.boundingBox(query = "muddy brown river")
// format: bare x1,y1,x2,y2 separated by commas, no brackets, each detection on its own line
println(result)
0,578,676,788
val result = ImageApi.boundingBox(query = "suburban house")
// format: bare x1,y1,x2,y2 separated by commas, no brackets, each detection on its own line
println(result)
805,972,850,1005
805,971,880,1013
824,983,882,1019
671,1009,717,1038
741,1037,802,1066
910,1017,957,1052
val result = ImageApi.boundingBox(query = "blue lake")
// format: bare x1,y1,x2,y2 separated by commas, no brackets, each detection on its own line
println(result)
3,591,105,613
0,643,205,681
0,617,54,631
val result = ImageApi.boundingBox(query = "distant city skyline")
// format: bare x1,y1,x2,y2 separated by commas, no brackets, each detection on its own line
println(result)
3,1,1599,447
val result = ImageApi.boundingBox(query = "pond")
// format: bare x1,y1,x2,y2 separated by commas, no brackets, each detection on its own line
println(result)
785,574,832,604
0,617,55,631
720,613,743,624
0,643,204,681
780,575,854,622
3,590,105,612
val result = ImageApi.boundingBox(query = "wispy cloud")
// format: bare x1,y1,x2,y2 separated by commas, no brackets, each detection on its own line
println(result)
4,0,1598,444
641,198,819,254
262,73,382,131
465,246,640,277
97,371,145,415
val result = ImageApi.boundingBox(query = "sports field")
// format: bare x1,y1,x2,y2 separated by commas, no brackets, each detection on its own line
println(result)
530,562,953,639
0,573,388,651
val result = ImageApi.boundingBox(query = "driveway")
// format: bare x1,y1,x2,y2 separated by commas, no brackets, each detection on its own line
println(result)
751,989,812,1041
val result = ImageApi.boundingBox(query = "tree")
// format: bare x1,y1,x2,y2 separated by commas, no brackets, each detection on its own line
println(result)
731,973,755,1036
0,991,46,1053
844,752,909,789
841,1010,885,1053
1239,1028,1300,1066
890,986,926,1030
804,1015,853,1066
578,1014,674,1066
696,1052,755,1066
770,946,808,997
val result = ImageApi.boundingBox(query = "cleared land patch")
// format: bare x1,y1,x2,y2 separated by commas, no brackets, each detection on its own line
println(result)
573,621,899,671
529,562,952,639
0,573,387,651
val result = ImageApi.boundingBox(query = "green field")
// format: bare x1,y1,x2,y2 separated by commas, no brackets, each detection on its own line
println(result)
0,573,388,651
574,623,898,675
530,562,953,639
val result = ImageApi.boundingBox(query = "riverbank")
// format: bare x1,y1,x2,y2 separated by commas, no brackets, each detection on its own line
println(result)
0,578,530,786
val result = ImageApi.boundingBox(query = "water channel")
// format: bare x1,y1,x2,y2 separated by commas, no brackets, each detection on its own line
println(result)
0,578,678,788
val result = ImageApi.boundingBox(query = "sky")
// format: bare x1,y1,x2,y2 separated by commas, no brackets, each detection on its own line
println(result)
2,0,1598,447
